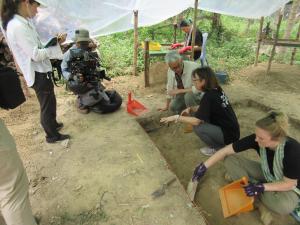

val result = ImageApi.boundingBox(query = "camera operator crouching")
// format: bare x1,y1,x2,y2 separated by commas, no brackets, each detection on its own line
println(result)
61,29,122,114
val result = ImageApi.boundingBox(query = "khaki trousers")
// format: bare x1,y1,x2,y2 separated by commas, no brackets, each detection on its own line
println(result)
0,120,36,225
224,155,299,215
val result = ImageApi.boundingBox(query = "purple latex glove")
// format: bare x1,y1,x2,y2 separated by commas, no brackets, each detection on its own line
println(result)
243,182,265,197
192,162,207,182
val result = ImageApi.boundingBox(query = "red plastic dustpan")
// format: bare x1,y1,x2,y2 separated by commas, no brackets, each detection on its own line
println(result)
219,176,254,218
126,92,147,116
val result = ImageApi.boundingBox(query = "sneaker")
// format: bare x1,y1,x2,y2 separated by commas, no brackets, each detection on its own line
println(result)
77,104,90,114
46,134,70,143
77,107,89,114
200,147,216,156
76,100,90,114
56,122,64,131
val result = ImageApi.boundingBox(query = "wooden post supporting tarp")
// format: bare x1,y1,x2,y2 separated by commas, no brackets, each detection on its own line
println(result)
254,17,264,66
267,14,283,74
144,39,150,87
290,23,300,65
173,23,177,44
191,0,199,60
173,16,178,44
133,10,138,76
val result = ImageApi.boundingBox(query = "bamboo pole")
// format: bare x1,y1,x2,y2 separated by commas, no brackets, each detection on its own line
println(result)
267,14,283,74
144,39,150,87
191,0,199,61
133,10,138,76
173,23,177,44
254,17,264,66
290,23,300,65
173,16,178,43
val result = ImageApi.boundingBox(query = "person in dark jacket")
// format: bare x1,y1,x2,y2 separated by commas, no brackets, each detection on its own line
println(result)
160,67,240,156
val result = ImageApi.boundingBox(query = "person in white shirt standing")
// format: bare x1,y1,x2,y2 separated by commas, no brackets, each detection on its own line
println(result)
1,0,70,143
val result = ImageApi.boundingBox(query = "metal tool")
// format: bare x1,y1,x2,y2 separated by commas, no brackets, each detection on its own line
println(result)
187,179,199,201
144,123,169,133
145,125,163,133
151,177,176,199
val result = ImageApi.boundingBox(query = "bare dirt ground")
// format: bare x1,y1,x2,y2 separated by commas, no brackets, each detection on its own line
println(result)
0,62,300,225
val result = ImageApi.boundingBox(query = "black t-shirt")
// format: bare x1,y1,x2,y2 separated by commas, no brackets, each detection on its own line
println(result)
233,134,300,189
187,28,203,61
195,88,240,144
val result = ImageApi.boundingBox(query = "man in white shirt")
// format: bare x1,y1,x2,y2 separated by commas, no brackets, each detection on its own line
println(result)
3,0,70,143
158,51,203,114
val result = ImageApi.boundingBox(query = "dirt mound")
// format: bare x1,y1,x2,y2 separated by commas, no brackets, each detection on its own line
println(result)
236,62,300,94
149,62,168,85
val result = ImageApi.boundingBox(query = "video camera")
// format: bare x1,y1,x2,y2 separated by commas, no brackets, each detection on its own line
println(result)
69,48,111,85
67,48,111,95
66,48,123,114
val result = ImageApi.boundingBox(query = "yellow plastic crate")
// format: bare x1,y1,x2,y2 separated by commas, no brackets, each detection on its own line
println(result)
219,177,254,218
141,41,161,51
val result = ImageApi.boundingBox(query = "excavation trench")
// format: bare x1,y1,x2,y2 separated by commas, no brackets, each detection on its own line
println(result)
137,99,299,225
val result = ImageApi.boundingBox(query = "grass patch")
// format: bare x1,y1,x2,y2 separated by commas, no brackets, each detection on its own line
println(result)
97,12,300,78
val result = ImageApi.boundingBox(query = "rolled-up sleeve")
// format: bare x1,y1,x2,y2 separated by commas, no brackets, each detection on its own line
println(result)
166,69,174,99
232,134,258,153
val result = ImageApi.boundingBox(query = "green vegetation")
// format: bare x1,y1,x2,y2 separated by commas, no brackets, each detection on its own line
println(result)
98,11,300,78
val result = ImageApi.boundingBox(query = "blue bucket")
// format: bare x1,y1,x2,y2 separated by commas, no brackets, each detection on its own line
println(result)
215,71,228,84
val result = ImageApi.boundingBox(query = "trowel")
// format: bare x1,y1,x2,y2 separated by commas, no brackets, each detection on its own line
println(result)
151,177,176,199
187,179,199,201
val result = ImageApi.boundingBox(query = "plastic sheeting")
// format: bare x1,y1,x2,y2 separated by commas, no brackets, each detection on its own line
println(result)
199,0,289,19
35,0,191,41
35,0,289,42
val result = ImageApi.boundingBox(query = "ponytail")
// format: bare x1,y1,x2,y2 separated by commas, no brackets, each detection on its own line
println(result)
255,110,289,140
1,0,21,30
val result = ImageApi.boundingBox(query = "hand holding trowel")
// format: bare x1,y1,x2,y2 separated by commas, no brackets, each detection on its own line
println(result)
187,162,207,201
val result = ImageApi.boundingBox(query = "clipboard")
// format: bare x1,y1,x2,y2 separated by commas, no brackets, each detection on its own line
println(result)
44,37,58,48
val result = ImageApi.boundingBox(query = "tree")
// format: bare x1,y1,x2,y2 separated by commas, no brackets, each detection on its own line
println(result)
244,19,254,35
211,13,222,40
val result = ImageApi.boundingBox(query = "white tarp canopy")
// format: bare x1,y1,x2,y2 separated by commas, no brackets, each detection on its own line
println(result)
35,0,289,42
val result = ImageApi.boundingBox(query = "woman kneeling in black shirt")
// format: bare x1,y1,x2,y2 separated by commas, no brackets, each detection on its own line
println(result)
192,110,300,221
160,67,240,156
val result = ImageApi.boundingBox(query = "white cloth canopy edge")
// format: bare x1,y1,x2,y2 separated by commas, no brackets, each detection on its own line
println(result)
34,0,290,41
